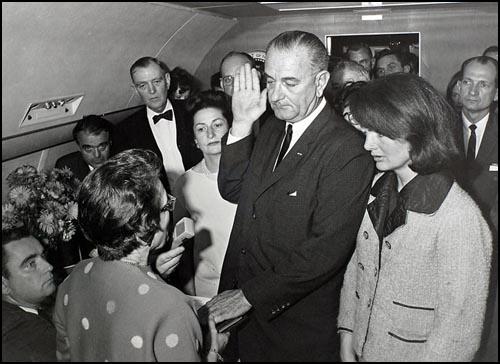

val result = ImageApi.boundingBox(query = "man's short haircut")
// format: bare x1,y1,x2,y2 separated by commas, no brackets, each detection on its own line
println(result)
77,149,163,261
483,45,498,56
346,43,373,59
130,56,170,80
266,30,329,73
332,60,370,84
375,48,407,67
186,90,233,128
2,226,32,278
347,73,461,175
460,55,498,87
219,51,256,72
72,115,113,144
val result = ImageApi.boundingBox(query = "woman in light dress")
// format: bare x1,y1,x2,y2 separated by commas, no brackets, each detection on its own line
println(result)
174,90,237,298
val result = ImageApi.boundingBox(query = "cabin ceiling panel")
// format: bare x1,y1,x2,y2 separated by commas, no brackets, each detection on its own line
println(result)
195,2,497,94
2,2,235,140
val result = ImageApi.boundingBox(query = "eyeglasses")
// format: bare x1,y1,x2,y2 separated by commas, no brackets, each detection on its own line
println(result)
160,194,176,213
81,142,110,154
220,75,234,86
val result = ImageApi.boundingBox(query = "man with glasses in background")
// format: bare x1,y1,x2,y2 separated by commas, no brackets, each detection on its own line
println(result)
55,114,113,182
219,51,271,134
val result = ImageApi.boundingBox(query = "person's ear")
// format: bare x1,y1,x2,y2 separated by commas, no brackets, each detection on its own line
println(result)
164,73,171,91
315,70,331,97
494,87,498,102
403,65,411,73
2,276,12,296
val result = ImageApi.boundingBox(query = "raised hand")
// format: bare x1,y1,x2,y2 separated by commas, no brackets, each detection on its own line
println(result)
231,63,268,137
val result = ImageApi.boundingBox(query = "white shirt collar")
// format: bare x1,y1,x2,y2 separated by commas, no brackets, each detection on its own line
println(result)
146,98,173,123
285,97,326,141
462,112,489,156
18,306,39,315
462,111,489,128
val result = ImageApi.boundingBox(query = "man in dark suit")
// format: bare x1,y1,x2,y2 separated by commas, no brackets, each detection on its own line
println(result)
55,114,113,182
2,227,57,362
456,55,498,218
205,31,374,361
113,56,202,193
455,55,498,362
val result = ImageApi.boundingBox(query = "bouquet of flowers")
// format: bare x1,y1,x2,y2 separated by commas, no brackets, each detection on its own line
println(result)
2,165,80,249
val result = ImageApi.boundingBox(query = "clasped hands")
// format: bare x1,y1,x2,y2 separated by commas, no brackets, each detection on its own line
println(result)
230,63,268,138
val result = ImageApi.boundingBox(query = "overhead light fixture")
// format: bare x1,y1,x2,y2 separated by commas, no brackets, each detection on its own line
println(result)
269,2,461,12
362,14,383,20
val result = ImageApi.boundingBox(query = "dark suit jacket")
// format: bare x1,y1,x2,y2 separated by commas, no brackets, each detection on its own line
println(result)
2,301,57,362
217,104,375,361
113,100,203,192
54,151,90,183
455,109,498,363
455,109,498,218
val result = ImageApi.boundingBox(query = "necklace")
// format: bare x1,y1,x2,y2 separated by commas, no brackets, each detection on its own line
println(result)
201,159,217,179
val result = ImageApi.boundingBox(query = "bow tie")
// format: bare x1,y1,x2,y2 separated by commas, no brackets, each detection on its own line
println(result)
152,109,173,124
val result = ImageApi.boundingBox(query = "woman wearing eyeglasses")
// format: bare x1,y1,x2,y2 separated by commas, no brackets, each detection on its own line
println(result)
53,149,228,361
337,74,492,361
173,90,237,299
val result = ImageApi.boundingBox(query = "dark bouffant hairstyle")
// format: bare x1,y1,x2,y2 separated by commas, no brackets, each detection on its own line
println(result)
185,90,233,128
77,149,163,260
347,73,461,175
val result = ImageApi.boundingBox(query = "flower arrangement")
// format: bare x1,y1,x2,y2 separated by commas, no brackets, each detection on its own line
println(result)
2,165,80,249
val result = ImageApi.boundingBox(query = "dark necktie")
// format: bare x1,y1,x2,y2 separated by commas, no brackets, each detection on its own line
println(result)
466,124,477,162
276,124,293,167
152,109,173,124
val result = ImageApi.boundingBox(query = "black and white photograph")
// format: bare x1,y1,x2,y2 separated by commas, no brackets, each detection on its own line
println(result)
2,2,497,362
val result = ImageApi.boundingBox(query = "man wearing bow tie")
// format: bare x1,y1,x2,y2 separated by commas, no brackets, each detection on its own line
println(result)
113,56,202,192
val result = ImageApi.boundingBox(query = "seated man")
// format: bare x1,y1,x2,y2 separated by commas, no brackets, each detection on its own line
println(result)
2,227,57,362
55,114,113,182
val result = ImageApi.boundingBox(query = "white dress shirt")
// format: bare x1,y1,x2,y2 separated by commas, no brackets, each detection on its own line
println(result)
19,306,39,315
227,98,327,170
462,112,489,158
147,99,185,188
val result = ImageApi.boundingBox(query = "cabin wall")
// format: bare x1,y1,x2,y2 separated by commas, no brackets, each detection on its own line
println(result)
2,2,236,202
195,3,498,95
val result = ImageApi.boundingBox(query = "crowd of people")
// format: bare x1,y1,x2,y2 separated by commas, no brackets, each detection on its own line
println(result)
2,30,497,362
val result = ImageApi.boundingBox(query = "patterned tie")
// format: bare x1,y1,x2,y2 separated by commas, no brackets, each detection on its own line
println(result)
276,124,293,167
152,109,173,124
466,124,477,162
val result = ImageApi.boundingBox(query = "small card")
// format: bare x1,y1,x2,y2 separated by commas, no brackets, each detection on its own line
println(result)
171,217,195,249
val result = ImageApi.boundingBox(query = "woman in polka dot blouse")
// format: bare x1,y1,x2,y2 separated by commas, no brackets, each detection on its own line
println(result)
53,149,227,361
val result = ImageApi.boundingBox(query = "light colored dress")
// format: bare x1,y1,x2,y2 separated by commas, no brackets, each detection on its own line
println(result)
54,258,203,362
175,159,237,298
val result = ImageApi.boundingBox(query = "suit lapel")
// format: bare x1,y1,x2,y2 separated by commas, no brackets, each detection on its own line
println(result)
476,111,498,162
255,106,332,200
